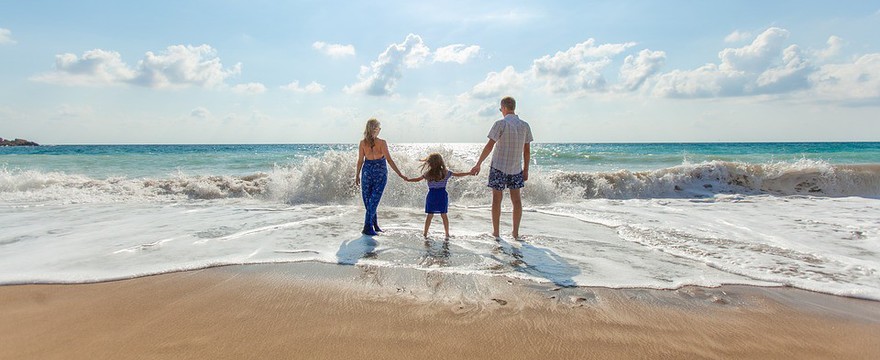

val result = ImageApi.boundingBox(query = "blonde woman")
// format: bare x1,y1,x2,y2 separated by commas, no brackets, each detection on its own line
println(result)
355,118,405,236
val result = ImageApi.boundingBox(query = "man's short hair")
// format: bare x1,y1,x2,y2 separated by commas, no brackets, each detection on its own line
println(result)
501,96,516,111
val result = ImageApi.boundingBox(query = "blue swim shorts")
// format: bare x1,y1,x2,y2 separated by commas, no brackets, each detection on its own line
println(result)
487,167,524,191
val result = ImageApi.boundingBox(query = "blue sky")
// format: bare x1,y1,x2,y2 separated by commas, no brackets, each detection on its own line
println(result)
1,1,878,144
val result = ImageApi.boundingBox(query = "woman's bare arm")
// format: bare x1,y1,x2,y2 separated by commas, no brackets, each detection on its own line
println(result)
381,140,406,179
355,141,365,186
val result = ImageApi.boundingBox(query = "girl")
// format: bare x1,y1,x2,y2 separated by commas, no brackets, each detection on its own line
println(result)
356,118,406,236
405,153,471,238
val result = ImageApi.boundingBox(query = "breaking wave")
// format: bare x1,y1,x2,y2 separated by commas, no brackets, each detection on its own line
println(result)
2,155,878,205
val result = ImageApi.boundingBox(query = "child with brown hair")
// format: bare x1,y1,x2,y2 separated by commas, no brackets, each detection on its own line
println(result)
405,153,472,238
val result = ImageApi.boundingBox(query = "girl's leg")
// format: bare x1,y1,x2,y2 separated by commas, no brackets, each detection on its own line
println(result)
440,213,449,238
423,214,433,237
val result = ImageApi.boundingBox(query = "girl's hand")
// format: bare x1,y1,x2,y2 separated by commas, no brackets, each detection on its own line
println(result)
355,176,360,187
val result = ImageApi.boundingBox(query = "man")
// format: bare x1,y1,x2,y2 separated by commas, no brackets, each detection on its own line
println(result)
470,96,533,239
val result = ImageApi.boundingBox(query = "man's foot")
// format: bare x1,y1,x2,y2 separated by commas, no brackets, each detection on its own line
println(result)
362,224,377,236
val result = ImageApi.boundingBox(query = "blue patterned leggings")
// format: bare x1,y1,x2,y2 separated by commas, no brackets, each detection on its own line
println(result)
361,158,387,227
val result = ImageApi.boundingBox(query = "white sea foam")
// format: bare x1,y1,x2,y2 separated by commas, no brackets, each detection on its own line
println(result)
2,154,878,206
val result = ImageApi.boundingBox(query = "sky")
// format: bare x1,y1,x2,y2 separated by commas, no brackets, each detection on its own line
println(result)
1,0,879,144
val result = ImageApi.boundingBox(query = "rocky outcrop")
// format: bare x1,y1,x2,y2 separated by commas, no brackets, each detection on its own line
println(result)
0,138,39,146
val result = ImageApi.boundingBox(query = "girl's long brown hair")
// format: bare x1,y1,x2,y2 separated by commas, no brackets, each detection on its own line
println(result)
420,153,447,182
363,118,380,148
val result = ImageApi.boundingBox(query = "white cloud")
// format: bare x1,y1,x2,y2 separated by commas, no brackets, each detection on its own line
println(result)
433,44,480,64
477,103,499,117
232,82,267,94
133,45,241,88
345,34,431,96
31,49,136,86
652,27,811,98
817,36,845,61
719,27,789,72
0,28,15,45
531,38,636,93
404,37,432,68
32,44,241,88
724,30,752,43
469,66,524,99
618,49,666,91
652,64,749,98
650,27,880,104
312,41,356,58
280,80,324,94
810,53,880,103
191,107,211,118
344,34,480,96
755,45,811,92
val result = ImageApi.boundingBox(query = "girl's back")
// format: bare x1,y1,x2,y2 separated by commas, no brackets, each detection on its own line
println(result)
427,170,452,189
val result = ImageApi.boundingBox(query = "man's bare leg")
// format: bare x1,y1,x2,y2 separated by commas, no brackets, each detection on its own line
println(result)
510,188,522,239
491,190,503,238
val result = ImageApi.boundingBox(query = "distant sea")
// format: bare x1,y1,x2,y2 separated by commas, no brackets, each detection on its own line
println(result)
2,142,879,300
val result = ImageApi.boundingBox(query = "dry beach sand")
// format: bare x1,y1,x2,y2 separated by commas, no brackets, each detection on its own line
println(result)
2,262,879,359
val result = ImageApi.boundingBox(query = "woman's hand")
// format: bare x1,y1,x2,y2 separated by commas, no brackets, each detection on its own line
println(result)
355,175,360,187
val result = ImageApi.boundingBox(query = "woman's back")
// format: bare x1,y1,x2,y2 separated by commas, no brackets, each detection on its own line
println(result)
361,139,386,160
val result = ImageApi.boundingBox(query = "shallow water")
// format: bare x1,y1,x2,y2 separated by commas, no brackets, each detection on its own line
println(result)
1,143,878,301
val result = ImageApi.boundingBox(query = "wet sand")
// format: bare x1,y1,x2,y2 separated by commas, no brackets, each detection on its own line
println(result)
2,263,879,360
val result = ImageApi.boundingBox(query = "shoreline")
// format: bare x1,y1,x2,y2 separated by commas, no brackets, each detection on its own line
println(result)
2,262,879,359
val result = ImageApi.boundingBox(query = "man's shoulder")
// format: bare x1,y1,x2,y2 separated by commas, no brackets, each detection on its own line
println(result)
506,114,528,124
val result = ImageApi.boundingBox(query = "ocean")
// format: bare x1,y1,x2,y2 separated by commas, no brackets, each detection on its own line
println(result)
1,143,879,300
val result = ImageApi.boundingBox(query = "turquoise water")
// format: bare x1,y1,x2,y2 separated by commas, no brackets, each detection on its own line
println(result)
533,142,880,172
2,142,878,178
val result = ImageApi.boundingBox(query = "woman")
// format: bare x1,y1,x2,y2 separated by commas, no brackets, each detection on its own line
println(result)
355,118,405,236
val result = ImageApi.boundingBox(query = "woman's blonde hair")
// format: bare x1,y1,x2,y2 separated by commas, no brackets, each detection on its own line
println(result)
363,118,380,148
420,153,447,182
